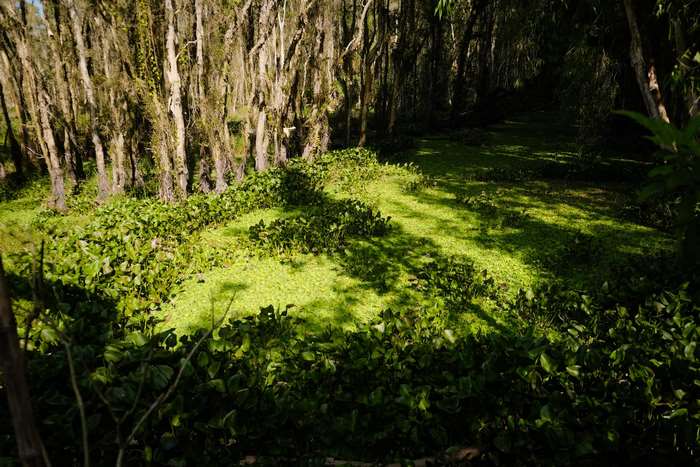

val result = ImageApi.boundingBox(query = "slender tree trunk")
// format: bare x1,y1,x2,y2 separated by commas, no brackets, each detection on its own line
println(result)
45,0,80,185
100,26,127,195
52,0,84,181
358,12,371,147
0,257,49,467
37,90,67,211
622,0,670,123
451,0,484,120
255,108,268,170
195,0,205,103
194,0,213,193
165,0,188,198
0,79,23,179
476,3,495,108
69,3,110,198
156,106,176,202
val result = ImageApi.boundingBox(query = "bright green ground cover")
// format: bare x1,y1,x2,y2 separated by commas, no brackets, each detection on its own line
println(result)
158,113,671,332
0,112,672,334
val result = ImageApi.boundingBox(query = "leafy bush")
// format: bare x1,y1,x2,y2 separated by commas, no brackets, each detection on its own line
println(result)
315,147,384,191
414,257,499,310
619,112,700,267
455,128,491,146
467,166,535,183
249,199,391,255
3,274,697,465
499,209,531,228
619,196,677,232
455,190,499,216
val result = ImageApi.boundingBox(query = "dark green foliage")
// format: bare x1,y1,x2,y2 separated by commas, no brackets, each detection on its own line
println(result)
499,209,531,228
456,128,491,147
618,112,700,267
3,269,697,465
456,190,499,216
2,146,698,466
402,172,435,193
468,167,535,183
249,199,391,255
415,257,499,309
619,196,677,232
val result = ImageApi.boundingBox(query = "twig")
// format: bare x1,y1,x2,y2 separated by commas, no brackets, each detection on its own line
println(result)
116,296,235,467
64,342,90,467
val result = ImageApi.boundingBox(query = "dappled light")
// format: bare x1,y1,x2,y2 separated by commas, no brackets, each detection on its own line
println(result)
1,0,698,465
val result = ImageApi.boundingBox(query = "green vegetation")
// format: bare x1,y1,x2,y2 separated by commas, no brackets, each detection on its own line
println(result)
152,116,671,334
1,0,698,464
2,114,696,465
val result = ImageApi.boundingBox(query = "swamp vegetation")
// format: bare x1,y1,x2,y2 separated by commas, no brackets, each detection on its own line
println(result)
0,0,699,465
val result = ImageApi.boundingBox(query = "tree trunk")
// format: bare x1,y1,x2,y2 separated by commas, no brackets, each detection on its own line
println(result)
451,0,485,122
195,0,205,103
100,25,128,195
0,257,49,467
358,8,371,147
37,90,67,211
476,3,495,108
255,108,268,170
622,0,670,123
0,78,23,179
69,2,111,198
165,0,189,198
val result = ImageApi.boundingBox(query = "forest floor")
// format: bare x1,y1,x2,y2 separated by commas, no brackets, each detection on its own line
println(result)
0,112,672,335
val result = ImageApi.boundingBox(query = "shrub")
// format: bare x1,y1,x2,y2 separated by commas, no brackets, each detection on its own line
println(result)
249,199,391,255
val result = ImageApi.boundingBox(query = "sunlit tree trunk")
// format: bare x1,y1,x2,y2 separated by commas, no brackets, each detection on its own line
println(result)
165,0,188,198
69,2,111,198
622,0,670,123
37,89,66,211
100,21,128,195
0,77,23,179
46,0,83,185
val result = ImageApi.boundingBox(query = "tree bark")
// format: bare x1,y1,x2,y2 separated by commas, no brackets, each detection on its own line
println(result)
69,2,110,198
451,0,485,122
37,89,67,211
46,0,82,185
165,0,188,198
0,256,49,467
0,77,23,179
358,7,372,147
622,0,670,123
100,23,128,195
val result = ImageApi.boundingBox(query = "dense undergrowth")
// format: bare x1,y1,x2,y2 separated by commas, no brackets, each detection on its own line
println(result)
1,145,698,465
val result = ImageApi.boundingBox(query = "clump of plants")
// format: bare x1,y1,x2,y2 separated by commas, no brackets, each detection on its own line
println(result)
455,128,491,146
249,198,391,255
619,196,677,232
499,209,531,228
539,230,605,273
455,190,499,216
468,166,535,183
618,112,700,268
414,257,499,310
3,264,697,466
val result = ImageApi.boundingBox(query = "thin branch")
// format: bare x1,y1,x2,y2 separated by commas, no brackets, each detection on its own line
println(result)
116,297,235,467
64,342,90,467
